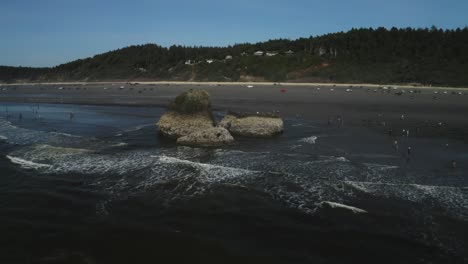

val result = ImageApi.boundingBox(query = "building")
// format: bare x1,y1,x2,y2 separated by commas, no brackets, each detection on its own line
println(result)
285,50,295,55
225,55,233,60
253,51,264,56
266,51,279,57
206,59,214,64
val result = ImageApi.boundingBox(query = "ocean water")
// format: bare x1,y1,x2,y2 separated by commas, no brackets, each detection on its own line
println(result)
0,103,467,263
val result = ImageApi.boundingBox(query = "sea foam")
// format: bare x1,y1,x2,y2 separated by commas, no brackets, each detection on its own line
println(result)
6,155,51,169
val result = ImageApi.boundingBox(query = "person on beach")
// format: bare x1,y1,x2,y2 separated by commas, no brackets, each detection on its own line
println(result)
393,140,399,152
337,115,343,127
406,129,410,137
451,160,457,169
388,128,393,137
400,114,405,120
407,147,412,156
18,113,22,121
69,112,74,121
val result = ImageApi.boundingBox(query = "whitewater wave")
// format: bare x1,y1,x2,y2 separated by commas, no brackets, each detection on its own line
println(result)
344,181,468,220
299,136,317,144
0,118,86,146
317,201,368,214
6,155,51,169
363,163,399,170
50,131,82,138
110,142,128,147
2,127,466,220
118,124,153,134
156,155,256,178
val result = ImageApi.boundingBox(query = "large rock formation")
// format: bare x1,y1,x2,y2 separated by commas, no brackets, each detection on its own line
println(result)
157,111,214,139
157,90,285,145
177,127,234,146
219,112,284,137
169,89,212,114
157,90,215,139
157,90,234,146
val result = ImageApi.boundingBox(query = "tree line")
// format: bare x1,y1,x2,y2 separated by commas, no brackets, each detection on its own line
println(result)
1,27,468,86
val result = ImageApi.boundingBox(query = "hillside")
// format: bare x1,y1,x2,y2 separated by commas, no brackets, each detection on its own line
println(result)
1,27,468,86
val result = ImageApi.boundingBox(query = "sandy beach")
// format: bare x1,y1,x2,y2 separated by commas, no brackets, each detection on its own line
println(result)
2,81,468,90
1,82,468,133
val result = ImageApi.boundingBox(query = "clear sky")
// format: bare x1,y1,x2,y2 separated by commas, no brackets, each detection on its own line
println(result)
1,0,467,67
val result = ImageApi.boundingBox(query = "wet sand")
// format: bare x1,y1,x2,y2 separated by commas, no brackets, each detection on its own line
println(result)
1,82,467,136
1,82,467,167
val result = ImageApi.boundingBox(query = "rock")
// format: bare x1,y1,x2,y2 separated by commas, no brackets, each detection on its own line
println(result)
177,127,235,146
157,111,214,139
157,90,236,147
170,89,211,114
217,114,237,129
219,114,284,137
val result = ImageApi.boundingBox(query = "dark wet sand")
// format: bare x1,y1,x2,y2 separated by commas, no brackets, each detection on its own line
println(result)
1,83,467,138
2,82,467,179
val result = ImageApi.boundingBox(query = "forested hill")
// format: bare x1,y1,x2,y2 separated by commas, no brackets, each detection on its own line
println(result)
1,27,468,86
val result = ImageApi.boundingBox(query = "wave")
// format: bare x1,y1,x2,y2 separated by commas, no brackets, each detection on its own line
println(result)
50,131,82,138
299,136,317,144
110,142,128,147
344,181,468,220
6,155,51,169
0,118,85,146
119,124,153,134
3,133,466,221
317,201,368,214
155,155,259,181
362,163,399,170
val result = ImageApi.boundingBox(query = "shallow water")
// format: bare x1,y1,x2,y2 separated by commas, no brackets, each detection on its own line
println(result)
0,103,467,263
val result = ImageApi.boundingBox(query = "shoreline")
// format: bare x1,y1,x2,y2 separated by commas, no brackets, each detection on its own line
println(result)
1,81,468,90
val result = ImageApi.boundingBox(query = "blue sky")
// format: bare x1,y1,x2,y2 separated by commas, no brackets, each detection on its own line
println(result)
1,0,467,67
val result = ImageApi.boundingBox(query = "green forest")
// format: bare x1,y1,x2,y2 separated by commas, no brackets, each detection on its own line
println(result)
1,27,468,86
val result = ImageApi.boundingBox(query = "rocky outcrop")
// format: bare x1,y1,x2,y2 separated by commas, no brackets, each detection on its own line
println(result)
177,127,234,146
157,89,237,147
169,89,212,114
157,89,216,140
157,111,215,139
157,90,285,145
219,114,284,137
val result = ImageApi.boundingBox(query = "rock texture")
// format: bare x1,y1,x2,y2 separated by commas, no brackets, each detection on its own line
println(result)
177,127,235,146
157,90,216,140
170,89,211,114
157,111,215,139
157,90,285,145
219,114,284,137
